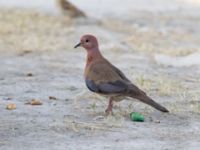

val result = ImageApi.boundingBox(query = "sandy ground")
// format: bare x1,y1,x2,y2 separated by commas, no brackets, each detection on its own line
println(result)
0,0,200,150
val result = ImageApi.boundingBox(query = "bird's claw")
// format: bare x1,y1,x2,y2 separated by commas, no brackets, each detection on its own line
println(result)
105,108,113,116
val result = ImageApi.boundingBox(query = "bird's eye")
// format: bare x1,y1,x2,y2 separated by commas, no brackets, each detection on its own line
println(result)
86,39,89,42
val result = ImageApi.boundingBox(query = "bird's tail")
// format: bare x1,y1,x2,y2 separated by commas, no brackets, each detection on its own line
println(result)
131,93,169,113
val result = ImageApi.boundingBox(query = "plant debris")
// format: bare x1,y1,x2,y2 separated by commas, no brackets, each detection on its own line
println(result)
25,99,43,105
6,103,16,110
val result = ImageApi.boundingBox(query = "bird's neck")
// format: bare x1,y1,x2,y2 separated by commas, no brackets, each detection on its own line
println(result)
86,49,102,65
84,48,103,78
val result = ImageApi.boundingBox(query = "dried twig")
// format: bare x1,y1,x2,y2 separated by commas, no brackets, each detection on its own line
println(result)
65,119,123,133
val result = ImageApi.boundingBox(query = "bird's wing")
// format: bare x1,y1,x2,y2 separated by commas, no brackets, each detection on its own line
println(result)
85,60,129,94
86,79,127,94
110,64,131,82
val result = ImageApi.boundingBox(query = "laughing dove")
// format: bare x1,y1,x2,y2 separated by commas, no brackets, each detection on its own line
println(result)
57,0,86,18
74,34,169,114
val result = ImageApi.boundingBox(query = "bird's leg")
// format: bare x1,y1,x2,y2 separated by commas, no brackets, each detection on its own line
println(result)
105,98,114,115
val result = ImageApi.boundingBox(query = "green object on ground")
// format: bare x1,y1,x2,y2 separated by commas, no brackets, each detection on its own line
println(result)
130,112,145,122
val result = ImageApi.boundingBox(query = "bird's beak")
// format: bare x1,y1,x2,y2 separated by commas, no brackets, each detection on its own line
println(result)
74,42,81,48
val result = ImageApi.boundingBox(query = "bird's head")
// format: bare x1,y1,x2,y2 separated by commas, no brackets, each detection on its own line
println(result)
74,34,99,51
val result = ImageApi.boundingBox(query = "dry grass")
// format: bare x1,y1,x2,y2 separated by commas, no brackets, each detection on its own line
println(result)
155,76,184,96
186,92,200,112
126,28,200,56
135,75,152,91
0,9,74,52
102,19,134,33
64,116,124,133
135,74,185,96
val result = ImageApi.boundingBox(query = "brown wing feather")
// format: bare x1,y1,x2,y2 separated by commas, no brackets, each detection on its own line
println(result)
85,59,124,83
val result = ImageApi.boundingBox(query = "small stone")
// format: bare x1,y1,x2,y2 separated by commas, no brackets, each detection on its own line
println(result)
49,96,57,100
4,97,13,100
26,73,33,77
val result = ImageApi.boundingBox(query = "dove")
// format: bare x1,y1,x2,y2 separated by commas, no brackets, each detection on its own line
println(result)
74,34,169,114
57,0,86,18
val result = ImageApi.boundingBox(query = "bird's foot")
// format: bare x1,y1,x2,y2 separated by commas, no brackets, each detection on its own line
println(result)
105,98,114,116
105,108,113,116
